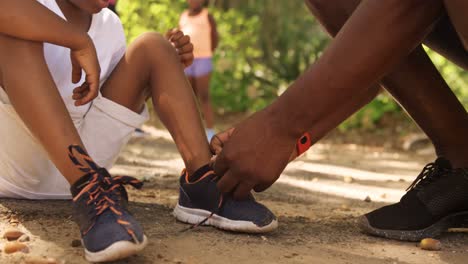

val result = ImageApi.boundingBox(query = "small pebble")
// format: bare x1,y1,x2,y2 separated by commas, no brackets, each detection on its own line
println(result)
3,228,24,241
343,176,354,183
71,239,81,248
24,256,59,264
420,238,442,251
18,234,31,242
4,242,29,254
261,236,268,241
364,196,372,202
340,204,350,211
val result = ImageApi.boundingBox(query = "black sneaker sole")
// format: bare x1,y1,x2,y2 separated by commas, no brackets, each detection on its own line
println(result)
358,211,468,242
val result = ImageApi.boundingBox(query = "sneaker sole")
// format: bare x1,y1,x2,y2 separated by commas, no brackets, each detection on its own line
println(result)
84,235,148,262
173,203,278,233
358,211,468,242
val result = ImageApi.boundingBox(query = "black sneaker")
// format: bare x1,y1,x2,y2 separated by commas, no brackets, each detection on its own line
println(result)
173,165,278,233
359,157,468,241
69,145,148,262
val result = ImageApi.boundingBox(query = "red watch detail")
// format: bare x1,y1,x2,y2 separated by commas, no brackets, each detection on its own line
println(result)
296,132,312,156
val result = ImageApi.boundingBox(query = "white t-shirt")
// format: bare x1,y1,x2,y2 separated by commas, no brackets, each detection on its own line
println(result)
12,0,126,120
0,1,134,199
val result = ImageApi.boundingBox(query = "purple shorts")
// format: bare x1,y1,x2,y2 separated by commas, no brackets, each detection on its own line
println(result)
185,58,213,77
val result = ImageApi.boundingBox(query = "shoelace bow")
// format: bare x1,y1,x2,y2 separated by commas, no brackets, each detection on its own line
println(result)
406,162,450,191
69,145,143,243
181,169,226,232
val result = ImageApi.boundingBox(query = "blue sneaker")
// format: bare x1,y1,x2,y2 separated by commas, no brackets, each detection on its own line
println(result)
69,145,147,262
173,165,278,233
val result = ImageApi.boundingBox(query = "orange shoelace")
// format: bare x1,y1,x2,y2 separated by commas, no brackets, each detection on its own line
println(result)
69,145,143,243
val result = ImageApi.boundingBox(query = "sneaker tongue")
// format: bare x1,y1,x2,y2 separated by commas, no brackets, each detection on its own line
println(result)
435,157,452,170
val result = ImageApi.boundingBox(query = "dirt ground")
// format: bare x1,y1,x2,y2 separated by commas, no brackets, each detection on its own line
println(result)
1,125,467,264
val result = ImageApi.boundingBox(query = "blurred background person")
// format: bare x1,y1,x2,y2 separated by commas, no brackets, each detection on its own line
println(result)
179,0,219,141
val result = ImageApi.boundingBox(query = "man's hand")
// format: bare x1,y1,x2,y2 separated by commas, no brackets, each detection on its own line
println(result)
71,36,101,106
210,127,236,156
211,127,299,165
213,109,298,199
166,28,194,67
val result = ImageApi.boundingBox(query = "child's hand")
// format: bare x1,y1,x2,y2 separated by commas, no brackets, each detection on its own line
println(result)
166,28,194,67
70,36,101,106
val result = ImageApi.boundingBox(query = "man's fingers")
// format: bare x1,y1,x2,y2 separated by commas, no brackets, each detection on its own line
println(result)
209,128,236,154
213,150,230,177
210,134,224,155
233,182,255,200
216,170,239,194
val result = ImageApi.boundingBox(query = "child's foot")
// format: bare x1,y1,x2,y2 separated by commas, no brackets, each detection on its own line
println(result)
358,158,468,241
173,165,278,233
69,146,147,262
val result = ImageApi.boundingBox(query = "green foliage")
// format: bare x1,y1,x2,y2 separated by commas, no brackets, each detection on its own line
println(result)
118,0,467,130
338,93,401,131
118,0,328,113
425,47,468,109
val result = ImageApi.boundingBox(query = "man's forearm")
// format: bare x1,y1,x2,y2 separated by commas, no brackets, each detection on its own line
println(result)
0,0,89,49
266,0,443,138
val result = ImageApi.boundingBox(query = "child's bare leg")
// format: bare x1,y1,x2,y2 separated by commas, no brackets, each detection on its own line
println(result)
194,73,215,129
0,34,88,184
101,33,211,174
99,33,279,233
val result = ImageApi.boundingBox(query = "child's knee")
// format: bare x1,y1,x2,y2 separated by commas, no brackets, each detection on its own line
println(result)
131,32,175,56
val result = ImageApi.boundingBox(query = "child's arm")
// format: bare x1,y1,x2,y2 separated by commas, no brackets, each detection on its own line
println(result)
208,13,219,51
0,0,100,105
0,0,89,51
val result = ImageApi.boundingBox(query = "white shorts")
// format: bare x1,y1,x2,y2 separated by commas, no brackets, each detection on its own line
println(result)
0,89,149,199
